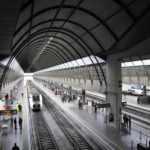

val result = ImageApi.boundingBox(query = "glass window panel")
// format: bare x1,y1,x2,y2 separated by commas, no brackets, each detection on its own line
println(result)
121,63,125,67
61,64,65,69
64,63,69,68
143,59,150,65
76,59,84,66
95,56,105,63
90,55,97,64
67,62,73,67
55,66,59,70
125,62,133,67
58,64,62,70
133,60,142,66
71,60,78,67
83,57,92,65
0,56,10,66
51,66,55,71
63,64,66,69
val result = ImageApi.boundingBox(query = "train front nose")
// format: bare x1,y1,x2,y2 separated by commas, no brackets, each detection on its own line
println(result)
33,104,40,109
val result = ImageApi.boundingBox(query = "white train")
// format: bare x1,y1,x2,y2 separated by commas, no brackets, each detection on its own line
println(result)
29,90,42,110
122,84,143,96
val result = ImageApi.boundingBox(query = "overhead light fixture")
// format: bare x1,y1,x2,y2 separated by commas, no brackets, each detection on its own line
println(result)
49,37,53,41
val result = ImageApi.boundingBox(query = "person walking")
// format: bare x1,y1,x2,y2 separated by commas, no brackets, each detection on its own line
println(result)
21,93,24,98
123,114,128,127
19,117,23,129
14,117,17,129
10,116,13,127
12,143,20,150
18,104,22,112
94,103,97,113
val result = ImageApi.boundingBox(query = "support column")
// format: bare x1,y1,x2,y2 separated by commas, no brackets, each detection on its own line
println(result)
69,86,72,97
13,87,16,96
61,84,64,90
143,85,147,97
50,81,53,89
10,89,13,98
106,57,122,128
0,90,2,99
60,84,64,95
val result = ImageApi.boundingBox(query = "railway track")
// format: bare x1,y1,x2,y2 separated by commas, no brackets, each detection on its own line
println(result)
123,105,150,119
42,93,101,150
122,105,150,125
31,111,60,150
31,82,149,149
82,90,150,123
76,90,150,122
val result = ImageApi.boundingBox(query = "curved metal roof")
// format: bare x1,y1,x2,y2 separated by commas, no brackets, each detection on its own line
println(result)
1,0,150,73
0,0,23,60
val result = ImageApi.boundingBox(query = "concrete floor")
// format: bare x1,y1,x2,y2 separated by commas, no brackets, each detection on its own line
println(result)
0,80,150,150
34,80,150,150
0,81,30,150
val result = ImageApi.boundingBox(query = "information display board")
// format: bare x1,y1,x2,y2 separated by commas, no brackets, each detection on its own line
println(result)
99,103,110,108
0,109,17,115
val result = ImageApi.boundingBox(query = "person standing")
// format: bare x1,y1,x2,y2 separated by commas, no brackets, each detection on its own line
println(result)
126,116,129,127
128,116,131,128
12,143,20,150
14,117,17,129
19,117,23,129
123,114,128,127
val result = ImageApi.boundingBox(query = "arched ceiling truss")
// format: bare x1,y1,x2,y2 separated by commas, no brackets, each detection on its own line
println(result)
1,0,150,89
12,0,150,72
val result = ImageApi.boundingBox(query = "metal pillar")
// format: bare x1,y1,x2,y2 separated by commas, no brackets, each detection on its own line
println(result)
0,90,2,99
69,86,72,97
106,56,122,128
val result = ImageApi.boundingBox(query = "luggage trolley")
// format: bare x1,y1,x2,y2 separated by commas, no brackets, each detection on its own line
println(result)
1,124,8,135
0,116,9,135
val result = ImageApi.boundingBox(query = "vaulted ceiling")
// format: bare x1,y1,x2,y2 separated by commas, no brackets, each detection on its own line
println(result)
0,0,150,72
0,0,23,60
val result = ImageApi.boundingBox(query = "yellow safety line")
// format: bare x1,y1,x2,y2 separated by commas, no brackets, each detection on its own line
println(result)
66,106,123,150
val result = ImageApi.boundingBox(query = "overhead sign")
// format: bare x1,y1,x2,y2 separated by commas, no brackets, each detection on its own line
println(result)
0,109,17,115
99,103,110,108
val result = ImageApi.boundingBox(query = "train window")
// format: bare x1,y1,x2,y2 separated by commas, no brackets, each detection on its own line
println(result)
33,95,39,102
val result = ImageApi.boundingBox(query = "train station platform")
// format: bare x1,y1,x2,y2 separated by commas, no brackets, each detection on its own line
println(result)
33,80,150,150
0,81,30,150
